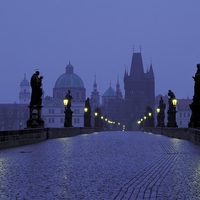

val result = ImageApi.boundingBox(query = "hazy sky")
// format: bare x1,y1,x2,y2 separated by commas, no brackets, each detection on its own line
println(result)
0,1,200,103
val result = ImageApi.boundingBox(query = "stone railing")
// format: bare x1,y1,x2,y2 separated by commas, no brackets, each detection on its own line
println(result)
150,127,200,145
0,127,103,150
46,127,102,139
0,128,46,149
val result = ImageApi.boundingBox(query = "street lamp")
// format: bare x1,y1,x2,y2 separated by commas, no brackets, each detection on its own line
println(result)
145,106,154,128
172,98,177,106
63,91,73,127
94,107,101,127
84,98,91,127
167,90,178,127
156,97,166,127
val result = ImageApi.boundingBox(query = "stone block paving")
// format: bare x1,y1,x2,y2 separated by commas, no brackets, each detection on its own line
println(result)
0,131,200,199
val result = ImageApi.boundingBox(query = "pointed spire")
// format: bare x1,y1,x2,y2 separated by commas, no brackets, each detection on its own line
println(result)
116,75,119,88
116,74,123,99
93,73,97,89
148,59,154,78
130,50,144,78
116,74,120,88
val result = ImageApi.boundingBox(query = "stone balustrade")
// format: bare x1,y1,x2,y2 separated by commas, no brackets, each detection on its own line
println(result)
0,127,103,149
150,127,200,145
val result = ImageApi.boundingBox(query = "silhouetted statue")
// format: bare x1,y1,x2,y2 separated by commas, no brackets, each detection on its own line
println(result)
168,90,175,106
159,97,166,113
85,98,90,108
193,64,200,98
157,97,166,127
30,71,43,105
65,90,73,110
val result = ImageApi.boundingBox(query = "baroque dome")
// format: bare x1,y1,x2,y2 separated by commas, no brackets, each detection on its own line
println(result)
54,62,84,88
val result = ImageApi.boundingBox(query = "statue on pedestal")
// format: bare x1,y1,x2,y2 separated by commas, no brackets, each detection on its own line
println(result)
30,71,43,106
27,71,44,128
189,64,200,128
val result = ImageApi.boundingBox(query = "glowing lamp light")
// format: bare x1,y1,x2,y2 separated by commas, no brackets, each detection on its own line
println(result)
172,98,177,106
137,120,141,124
84,107,88,113
63,98,68,107
94,112,98,116
148,112,152,117
101,116,104,119
156,107,160,113
144,116,147,120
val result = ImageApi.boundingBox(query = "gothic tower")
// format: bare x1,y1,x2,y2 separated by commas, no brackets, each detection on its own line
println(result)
124,50,155,130
19,74,30,104
90,75,100,110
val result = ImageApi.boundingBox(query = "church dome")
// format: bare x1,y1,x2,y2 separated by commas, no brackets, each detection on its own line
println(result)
102,86,116,97
20,74,29,86
54,62,84,88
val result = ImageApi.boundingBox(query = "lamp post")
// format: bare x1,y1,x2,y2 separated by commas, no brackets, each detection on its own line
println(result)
167,90,178,127
145,106,154,129
84,98,91,127
156,107,161,127
156,97,166,127
63,91,73,127
94,107,101,127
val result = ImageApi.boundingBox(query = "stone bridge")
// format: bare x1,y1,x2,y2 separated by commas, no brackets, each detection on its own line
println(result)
0,130,200,199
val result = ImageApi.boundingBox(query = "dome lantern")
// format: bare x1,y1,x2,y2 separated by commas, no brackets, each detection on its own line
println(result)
66,62,73,74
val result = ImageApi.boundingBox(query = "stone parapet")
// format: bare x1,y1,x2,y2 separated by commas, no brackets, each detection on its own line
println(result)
0,127,103,149
46,127,102,139
150,127,200,145
0,128,46,149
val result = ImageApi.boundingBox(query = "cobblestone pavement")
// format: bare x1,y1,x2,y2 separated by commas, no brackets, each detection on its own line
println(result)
0,131,200,200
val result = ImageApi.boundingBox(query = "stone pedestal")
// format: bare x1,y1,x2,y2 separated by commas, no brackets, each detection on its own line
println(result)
157,113,165,127
64,108,73,127
188,100,200,128
27,105,44,128
84,113,91,127
167,105,178,127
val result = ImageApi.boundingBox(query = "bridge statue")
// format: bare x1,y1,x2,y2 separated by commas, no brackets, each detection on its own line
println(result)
30,71,43,106
27,71,44,128
189,64,200,128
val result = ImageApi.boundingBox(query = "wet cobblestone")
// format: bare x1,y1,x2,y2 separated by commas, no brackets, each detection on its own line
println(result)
0,131,200,199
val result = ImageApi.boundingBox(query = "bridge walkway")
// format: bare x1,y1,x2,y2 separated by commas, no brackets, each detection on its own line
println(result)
0,131,200,199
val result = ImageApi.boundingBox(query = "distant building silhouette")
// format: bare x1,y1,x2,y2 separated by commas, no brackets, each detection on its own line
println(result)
19,73,30,104
43,62,86,127
90,75,100,110
0,49,192,130
124,51,155,130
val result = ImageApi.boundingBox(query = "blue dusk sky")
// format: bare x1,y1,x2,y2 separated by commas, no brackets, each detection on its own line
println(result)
0,1,200,103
